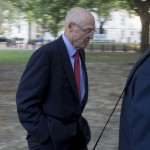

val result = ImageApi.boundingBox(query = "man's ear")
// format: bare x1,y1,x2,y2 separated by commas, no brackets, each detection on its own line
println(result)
68,22,74,32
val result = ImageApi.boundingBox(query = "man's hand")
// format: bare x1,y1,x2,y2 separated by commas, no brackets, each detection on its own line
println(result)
42,136,50,144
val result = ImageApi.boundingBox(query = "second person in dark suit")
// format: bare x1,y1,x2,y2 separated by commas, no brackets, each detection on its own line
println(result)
119,49,150,150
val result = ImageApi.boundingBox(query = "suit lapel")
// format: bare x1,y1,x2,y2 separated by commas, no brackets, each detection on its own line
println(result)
125,49,150,89
58,36,80,103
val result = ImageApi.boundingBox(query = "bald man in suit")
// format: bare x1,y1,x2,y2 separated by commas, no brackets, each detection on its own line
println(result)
16,7,95,150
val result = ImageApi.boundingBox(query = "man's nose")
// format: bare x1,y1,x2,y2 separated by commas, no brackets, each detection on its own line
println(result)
89,33,94,39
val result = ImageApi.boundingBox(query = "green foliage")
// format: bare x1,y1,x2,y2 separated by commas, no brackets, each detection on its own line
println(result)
36,0,80,37
0,0,17,23
7,0,80,37
0,0,20,35
78,0,150,52
7,0,38,21
3,0,150,52
77,0,131,19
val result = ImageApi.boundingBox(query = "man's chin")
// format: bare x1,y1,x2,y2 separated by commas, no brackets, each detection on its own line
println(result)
82,43,89,48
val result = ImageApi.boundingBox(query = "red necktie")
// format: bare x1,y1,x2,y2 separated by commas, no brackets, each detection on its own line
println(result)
74,51,81,103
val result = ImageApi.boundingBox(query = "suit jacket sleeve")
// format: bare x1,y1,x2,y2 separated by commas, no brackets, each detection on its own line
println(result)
16,49,50,143
126,56,150,150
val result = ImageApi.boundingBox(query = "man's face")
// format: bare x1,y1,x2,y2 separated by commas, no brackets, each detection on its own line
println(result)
70,19,95,49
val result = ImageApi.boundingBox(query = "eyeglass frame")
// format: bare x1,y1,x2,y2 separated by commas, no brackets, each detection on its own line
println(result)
73,23,96,35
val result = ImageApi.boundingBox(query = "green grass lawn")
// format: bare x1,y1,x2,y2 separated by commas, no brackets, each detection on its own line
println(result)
0,49,141,65
85,52,140,65
0,50,34,64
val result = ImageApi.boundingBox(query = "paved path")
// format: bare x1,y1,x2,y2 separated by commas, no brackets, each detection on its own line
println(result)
0,63,132,150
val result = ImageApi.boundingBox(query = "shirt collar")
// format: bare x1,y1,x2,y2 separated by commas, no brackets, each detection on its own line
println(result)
62,34,77,57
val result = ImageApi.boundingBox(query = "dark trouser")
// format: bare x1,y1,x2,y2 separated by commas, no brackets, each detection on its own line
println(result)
27,135,88,150
71,146,88,150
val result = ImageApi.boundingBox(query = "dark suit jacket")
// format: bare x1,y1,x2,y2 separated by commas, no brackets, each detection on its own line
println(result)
119,49,150,150
16,36,90,150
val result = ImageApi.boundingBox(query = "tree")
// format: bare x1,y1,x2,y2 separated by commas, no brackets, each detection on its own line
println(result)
35,0,80,38
7,0,38,40
8,0,80,39
127,0,150,52
80,0,150,53
78,0,130,35
0,0,17,22
0,0,17,35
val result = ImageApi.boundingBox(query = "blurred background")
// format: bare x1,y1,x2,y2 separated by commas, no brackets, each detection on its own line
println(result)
0,0,150,150
0,0,150,52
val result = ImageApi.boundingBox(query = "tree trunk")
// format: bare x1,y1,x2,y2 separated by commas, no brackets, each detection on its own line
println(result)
140,17,149,53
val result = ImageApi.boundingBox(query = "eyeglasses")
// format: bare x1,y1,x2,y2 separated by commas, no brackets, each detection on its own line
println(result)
74,23,96,35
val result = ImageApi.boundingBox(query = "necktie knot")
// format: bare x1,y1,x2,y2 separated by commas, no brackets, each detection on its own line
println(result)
74,50,79,58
